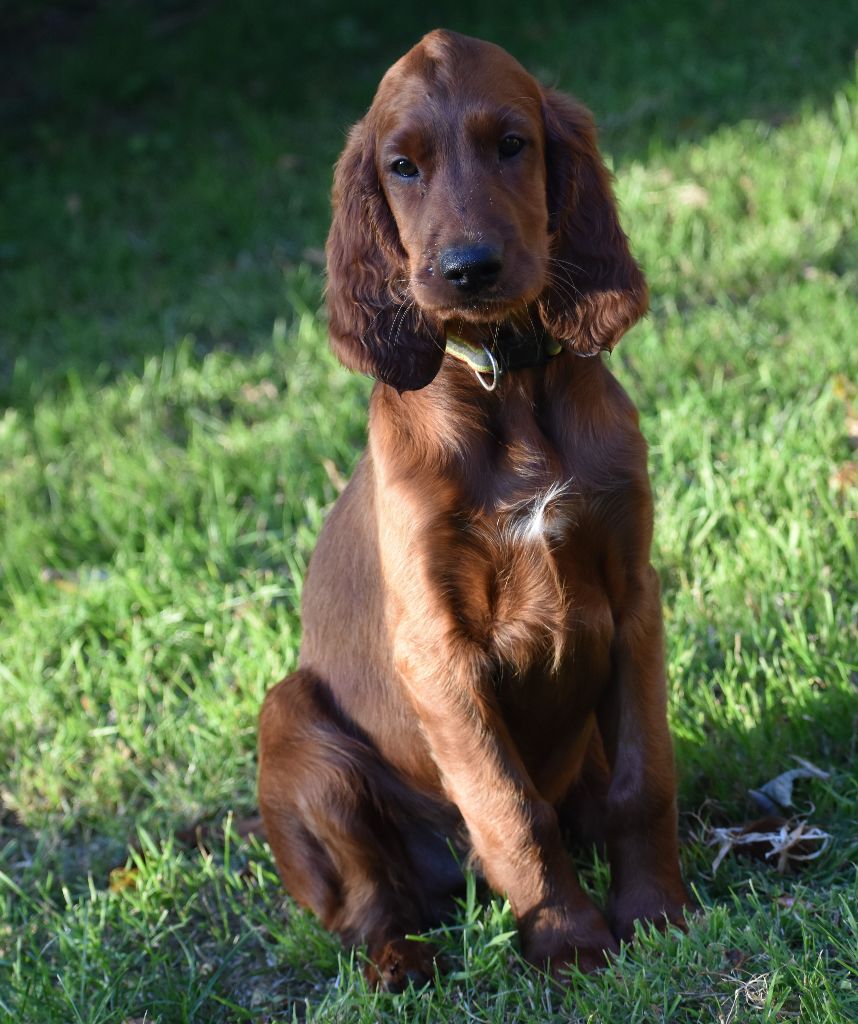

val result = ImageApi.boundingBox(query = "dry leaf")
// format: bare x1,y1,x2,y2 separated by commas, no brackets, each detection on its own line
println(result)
830,462,858,493
706,816,832,873
109,866,139,893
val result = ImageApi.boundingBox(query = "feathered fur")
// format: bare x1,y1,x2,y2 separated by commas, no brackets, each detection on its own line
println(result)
259,29,691,991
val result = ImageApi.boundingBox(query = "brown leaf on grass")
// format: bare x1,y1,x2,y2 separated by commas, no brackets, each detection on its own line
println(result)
830,462,858,493
706,815,832,873
108,866,139,893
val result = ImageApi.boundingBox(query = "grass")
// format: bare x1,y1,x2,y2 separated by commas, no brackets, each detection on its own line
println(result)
1,0,857,1020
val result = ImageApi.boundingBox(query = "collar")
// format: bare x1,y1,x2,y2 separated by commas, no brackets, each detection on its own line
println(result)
445,329,562,391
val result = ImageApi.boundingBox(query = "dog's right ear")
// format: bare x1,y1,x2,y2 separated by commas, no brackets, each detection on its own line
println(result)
537,90,647,355
325,119,445,393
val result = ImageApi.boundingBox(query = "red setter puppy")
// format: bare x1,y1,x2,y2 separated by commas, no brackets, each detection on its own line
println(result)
259,29,691,990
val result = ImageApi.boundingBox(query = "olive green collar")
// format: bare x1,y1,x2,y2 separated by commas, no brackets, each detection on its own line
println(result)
445,331,562,391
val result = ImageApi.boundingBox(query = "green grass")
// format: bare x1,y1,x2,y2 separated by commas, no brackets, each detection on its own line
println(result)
1,1,857,1021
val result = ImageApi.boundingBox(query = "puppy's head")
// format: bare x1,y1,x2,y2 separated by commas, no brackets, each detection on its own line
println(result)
326,29,647,392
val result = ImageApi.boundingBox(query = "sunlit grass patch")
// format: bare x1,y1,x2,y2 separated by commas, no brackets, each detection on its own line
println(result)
1,2,857,1021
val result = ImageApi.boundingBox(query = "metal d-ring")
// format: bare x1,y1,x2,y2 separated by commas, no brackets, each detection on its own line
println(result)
475,344,500,391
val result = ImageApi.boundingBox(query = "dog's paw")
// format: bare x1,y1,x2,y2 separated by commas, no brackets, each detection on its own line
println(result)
365,937,436,992
608,881,696,944
523,906,619,977
544,937,619,977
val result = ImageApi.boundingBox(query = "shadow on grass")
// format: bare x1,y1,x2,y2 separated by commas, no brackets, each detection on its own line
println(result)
670,611,857,900
1,0,856,402
4,0,857,150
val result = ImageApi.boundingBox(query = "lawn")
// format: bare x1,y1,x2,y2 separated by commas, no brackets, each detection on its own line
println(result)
1,1,857,1021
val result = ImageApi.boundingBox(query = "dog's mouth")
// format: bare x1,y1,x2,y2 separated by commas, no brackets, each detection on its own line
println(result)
414,272,546,326
443,297,518,321
423,294,527,326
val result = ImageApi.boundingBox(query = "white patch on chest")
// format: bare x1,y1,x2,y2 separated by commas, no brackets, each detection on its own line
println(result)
504,478,574,545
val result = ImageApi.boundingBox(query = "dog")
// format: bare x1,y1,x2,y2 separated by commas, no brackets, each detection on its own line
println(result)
259,29,691,990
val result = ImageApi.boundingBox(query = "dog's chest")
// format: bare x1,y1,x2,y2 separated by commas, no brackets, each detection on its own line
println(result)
489,425,579,545
465,448,586,667
464,401,631,671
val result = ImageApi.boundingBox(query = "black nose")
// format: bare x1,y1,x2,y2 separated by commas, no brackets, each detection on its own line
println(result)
438,244,503,293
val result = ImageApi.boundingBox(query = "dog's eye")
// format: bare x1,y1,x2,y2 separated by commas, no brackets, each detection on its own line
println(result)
391,158,419,178
498,135,525,158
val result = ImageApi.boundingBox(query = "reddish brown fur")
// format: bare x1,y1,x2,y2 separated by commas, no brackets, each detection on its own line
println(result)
258,29,691,989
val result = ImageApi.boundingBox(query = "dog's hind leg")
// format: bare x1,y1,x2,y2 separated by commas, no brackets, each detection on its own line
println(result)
258,669,445,990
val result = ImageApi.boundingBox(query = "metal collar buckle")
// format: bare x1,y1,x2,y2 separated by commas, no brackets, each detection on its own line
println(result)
475,344,500,391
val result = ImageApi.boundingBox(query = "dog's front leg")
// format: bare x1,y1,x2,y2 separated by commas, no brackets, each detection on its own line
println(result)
394,630,617,974
600,565,693,942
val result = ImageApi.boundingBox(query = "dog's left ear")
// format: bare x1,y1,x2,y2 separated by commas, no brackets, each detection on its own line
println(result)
537,89,647,354
325,119,446,392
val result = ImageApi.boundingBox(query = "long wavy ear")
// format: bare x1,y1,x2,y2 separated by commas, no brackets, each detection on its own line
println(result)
324,119,445,392
537,90,647,354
